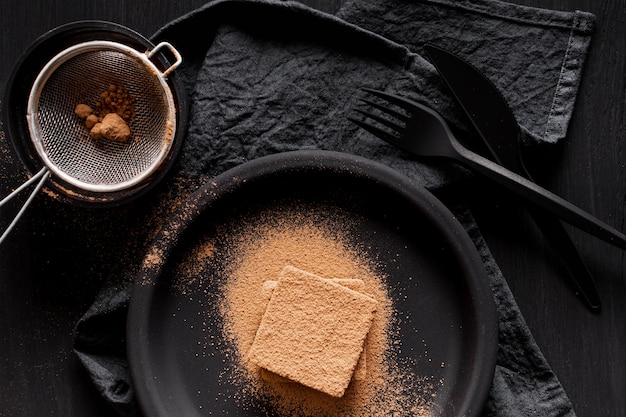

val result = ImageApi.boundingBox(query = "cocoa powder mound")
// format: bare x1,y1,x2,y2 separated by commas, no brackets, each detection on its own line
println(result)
211,204,439,416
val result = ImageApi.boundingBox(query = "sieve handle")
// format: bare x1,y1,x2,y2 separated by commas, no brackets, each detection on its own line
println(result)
147,42,182,78
0,167,50,246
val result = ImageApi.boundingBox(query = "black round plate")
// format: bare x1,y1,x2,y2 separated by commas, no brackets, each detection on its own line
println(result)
127,150,497,417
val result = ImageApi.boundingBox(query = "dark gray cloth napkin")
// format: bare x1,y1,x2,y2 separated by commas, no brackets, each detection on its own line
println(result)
71,0,596,416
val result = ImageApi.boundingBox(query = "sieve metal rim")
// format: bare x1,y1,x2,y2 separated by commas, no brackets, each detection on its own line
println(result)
26,40,178,193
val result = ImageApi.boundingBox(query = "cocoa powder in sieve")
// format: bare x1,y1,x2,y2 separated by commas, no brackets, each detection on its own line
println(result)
74,84,135,143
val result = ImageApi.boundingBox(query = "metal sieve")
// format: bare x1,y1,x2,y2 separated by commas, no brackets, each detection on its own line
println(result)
1,24,186,245
28,40,180,193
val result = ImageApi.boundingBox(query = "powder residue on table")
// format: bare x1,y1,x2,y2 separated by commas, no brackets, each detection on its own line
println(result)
209,204,439,416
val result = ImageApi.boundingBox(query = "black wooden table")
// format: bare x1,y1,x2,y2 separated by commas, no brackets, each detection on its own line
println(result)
1,1,624,416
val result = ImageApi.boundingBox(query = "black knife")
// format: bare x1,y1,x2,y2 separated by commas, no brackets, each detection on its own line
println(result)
424,43,601,311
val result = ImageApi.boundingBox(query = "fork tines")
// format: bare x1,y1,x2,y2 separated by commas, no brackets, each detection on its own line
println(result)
348,88,418,143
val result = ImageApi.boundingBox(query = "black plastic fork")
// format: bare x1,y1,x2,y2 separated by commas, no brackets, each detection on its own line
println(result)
349,88,626,251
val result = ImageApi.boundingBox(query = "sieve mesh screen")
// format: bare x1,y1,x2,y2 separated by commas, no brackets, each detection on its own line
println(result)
30,45,174,191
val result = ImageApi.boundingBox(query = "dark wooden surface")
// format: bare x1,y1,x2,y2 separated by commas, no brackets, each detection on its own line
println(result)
0,1,624,416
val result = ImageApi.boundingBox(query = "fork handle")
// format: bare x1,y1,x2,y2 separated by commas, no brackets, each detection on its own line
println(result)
454,146,626,250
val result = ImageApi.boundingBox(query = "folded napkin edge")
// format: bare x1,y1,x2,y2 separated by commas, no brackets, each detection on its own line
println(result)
416,0,595,34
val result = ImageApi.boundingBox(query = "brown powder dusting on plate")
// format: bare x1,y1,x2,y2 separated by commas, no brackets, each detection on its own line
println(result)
142,245,165,271
211,204,439,416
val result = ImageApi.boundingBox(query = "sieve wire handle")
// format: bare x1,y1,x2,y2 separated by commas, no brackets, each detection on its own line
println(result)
0,167,50,246
147,42,182,78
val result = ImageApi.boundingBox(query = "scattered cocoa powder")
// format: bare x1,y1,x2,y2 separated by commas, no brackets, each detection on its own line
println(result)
142,246,165,270
165,119,174,143
205,204,440,416
156,199,441,415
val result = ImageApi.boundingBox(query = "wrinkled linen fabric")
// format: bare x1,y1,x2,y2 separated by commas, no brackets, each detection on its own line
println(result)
337,0,595,144
68,0,595,416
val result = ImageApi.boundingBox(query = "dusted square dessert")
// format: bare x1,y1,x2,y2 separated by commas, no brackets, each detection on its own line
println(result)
248,266,377,397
